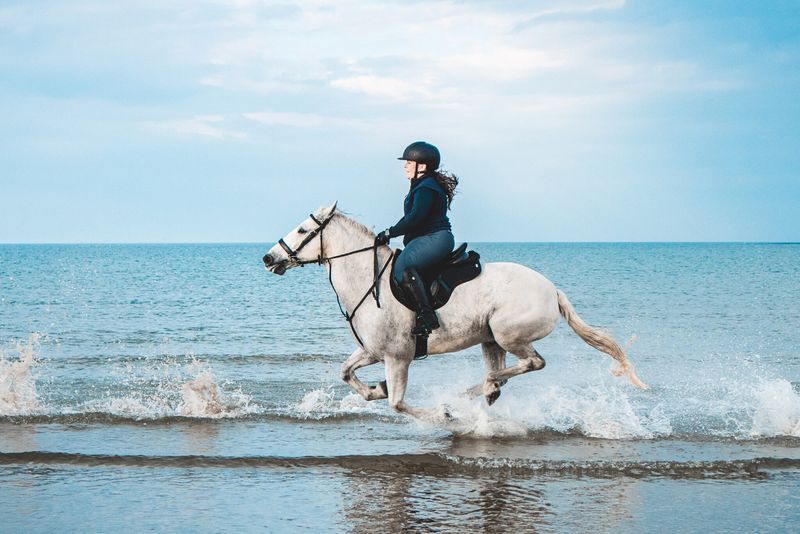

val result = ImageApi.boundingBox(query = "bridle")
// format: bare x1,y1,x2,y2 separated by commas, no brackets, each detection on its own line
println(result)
275,209,393,347
277,212,334,266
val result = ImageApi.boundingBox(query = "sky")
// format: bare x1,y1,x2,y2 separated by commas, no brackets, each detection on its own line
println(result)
1,0,798,243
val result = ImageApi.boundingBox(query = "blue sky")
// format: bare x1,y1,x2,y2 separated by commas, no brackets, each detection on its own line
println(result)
1,0,798,243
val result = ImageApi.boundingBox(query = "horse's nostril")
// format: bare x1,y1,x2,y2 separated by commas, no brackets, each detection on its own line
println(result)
262,254,273,266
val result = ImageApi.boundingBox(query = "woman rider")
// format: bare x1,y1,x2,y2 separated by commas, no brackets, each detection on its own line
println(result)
374,141,458,336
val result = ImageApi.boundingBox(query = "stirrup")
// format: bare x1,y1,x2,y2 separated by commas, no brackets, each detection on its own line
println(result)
411,322,430,337
411,310,439,336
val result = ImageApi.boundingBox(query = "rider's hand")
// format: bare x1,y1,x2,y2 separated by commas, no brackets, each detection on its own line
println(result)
375,229,391,246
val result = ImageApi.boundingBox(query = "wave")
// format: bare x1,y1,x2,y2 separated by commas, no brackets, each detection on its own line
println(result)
39,352,340,366
1,451,798,479
0,383,394,424
2,377,800,443
0,410,390,425
3,336,799,441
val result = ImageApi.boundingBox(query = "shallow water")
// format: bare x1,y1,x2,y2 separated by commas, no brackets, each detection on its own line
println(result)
1,243,799,531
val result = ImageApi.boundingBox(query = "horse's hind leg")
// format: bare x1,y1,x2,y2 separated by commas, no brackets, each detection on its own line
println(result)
465,342,507,405
340,347,387,401
486,342,545,385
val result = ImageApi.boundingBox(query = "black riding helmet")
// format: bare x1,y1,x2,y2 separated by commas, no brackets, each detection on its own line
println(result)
398,141,440,171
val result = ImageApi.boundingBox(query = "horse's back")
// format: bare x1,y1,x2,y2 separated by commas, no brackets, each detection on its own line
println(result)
446,261,558,319
479,262,560,342
481,261,557,294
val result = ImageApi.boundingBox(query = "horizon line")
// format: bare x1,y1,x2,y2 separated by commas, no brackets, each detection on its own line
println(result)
1,241,798,246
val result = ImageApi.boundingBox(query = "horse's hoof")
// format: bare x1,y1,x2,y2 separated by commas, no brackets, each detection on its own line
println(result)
440,404,454,421
367,380,388,401
486,389,501,406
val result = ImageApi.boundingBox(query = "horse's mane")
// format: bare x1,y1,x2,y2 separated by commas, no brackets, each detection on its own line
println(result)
313,207,375,239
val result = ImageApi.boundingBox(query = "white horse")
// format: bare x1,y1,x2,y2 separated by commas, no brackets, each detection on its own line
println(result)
263,203,647,421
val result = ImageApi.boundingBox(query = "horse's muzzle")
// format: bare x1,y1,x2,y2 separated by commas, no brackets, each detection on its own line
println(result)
263,254,288,275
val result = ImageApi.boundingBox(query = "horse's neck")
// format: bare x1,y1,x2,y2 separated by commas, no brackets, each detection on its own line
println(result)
324,219,390,312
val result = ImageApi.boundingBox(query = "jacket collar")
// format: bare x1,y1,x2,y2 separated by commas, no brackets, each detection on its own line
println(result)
409,171,435,190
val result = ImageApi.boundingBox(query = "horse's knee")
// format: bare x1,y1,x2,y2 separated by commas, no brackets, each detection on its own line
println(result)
530,356,545,371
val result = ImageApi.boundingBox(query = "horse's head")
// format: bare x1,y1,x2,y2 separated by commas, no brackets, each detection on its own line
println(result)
262,202,337,275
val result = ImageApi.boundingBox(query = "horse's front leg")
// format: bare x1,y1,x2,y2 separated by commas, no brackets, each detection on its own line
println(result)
340,347,387,401
385,356,447,422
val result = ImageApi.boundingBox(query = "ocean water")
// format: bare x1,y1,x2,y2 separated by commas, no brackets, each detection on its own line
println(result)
1,242,799,532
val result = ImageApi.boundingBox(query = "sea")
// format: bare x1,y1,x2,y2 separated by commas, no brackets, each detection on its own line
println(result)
1,242,799,532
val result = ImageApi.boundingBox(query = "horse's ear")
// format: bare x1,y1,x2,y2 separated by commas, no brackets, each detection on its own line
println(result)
326,201,338,217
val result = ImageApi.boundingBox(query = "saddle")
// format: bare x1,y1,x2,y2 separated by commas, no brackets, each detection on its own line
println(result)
389,242,482,311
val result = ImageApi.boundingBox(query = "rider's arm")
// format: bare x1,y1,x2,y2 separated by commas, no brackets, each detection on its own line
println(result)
388,187,436,238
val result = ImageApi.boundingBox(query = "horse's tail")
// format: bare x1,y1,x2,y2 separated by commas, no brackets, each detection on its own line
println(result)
556,289,647,390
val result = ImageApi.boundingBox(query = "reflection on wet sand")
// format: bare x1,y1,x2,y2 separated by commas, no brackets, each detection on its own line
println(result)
0,423,38,452
180,422,220,455
338,434,652,532
0,424,41,518
343,466,644,533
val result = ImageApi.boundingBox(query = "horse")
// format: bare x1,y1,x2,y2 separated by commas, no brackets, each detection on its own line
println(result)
262,203,647,422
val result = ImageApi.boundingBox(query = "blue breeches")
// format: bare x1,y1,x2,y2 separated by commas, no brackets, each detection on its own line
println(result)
392,230,455,284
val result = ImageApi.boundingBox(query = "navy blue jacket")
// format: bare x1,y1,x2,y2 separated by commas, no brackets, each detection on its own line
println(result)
389,174,451,245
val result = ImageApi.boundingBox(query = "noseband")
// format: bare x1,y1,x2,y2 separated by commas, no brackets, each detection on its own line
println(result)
274,209,393,347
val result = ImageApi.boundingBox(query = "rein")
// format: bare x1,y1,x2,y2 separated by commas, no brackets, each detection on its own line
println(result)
278,210,393,347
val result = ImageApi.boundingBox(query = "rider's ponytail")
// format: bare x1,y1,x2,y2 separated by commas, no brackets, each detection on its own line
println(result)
431,170,458,209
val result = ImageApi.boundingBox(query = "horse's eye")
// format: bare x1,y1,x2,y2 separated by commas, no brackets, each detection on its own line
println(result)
297,228,307,234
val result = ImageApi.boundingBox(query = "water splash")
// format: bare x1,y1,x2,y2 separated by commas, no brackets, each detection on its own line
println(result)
749,379,800,438
422,370,800,441
0,334,42,416
179,361,250,417
293,386,386,420
79,358,253,420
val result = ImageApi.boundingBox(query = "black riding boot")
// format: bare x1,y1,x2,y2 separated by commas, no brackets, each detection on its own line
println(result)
400,267,440,336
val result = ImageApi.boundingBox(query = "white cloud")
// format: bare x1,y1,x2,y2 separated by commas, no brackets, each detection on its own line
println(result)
144,115,247,139
243,110,365,129
517,0,627,24
330,75,432,102
442,46,566,81
190,0,732,121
